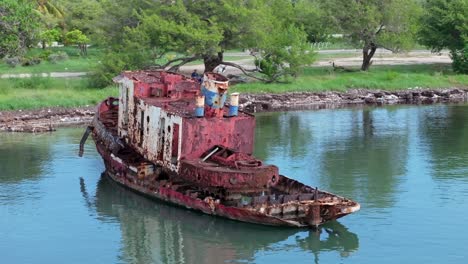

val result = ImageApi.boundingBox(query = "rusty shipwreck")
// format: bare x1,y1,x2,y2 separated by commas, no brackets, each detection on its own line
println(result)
79,70,360,227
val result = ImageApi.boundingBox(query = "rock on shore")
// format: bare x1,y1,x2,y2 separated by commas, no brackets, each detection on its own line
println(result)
239,88,468,112
0,107,94,132
1,88,467,132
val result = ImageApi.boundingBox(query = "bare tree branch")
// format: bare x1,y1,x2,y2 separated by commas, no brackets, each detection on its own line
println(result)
375,24,385,35
145,55,201,72
377,44,399,53
219,61,269,81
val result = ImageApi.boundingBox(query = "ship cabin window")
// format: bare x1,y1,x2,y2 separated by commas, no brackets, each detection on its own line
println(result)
146,116,150,133
139,110,144,146
158,118,166,161
171,124,180,165
152,88,162,97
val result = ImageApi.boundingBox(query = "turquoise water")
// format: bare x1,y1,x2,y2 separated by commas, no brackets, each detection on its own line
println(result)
1,104,468,263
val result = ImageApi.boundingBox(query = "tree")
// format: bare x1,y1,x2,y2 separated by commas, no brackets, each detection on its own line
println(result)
122,1,314,76
34,0,65,42
0,0,40,58
65,29,90,56
36,0,64,20
248,1,317,82
58,0,104,42
419,0,468,73
252,25,316,82
324,0,421,71
97,0,159,46
291,0,332,43
39,28,61,49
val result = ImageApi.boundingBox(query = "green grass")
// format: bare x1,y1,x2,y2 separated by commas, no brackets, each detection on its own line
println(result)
0,77,118,110
231,64,468,93
0,47,101,74
1,63,467,111
0,57,99,74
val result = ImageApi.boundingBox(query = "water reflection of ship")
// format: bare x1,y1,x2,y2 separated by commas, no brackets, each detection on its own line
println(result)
80,175,359,264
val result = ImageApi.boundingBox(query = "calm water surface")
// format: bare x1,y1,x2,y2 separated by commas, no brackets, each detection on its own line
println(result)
1,104,468,263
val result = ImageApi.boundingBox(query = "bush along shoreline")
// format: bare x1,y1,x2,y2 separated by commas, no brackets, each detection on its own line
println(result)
1,87,468,133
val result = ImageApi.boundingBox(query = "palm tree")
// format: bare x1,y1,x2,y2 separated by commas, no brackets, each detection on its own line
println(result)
34,0,65,48
35,0,64,19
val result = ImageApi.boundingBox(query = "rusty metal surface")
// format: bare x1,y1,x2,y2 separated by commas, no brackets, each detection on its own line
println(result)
84,70,360,228
88,104,359,227
180,159,278,190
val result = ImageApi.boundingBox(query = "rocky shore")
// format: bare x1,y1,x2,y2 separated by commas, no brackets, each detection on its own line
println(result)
240,88,468,112
0,107,95,132
1,88,467,132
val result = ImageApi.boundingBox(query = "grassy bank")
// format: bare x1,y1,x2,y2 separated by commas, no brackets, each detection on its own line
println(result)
0,47,100,74
0,64,467,111
0,77,117,110
231,64,468,93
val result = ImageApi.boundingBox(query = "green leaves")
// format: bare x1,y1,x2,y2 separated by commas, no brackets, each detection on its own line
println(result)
39,28,60,47
65,29,89,56
420,0,468,73
65,29,89,45
0,0,40,58
420,0,467,51
324,0,421,70
255,24,316,82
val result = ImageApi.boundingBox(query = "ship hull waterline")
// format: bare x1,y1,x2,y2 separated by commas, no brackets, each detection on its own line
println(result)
91,126,360,228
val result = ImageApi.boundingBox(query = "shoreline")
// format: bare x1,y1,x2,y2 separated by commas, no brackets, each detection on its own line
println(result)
1,87,467,132
240,87,468,112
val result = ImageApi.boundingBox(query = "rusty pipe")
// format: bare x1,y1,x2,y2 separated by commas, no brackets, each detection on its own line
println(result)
78,126,93,157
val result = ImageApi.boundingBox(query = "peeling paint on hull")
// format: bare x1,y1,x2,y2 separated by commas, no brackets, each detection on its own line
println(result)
96,138,359,228
90,113,359,227
81,71,360,228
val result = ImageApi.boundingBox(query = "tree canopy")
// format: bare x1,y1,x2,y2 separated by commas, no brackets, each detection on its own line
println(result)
324,0,421,70
92,0,316,85
65,29,90,55
0,0,40,58
1,0,466,84
419,0,468,73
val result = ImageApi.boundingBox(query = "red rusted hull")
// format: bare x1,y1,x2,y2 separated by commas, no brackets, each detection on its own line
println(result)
81,70,360,227
95,137,358,227
85,97,360,228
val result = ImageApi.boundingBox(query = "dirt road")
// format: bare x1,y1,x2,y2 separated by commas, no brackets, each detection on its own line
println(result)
1,50,452,79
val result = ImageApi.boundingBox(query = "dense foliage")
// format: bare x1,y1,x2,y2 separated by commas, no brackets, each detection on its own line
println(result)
1,0,466,85
0,0,40,58
323,0,421,71
419,0,468,73
91,0,317,85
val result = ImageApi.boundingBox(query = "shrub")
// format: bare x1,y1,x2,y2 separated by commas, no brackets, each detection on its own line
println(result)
38,50,53,60
90,51,149,88
21,57,42,66
48,51,69,64
90,52,127,88
451,46,468,74
3,56,21,68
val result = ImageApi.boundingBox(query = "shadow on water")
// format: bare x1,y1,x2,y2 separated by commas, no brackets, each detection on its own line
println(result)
79,174,359,264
